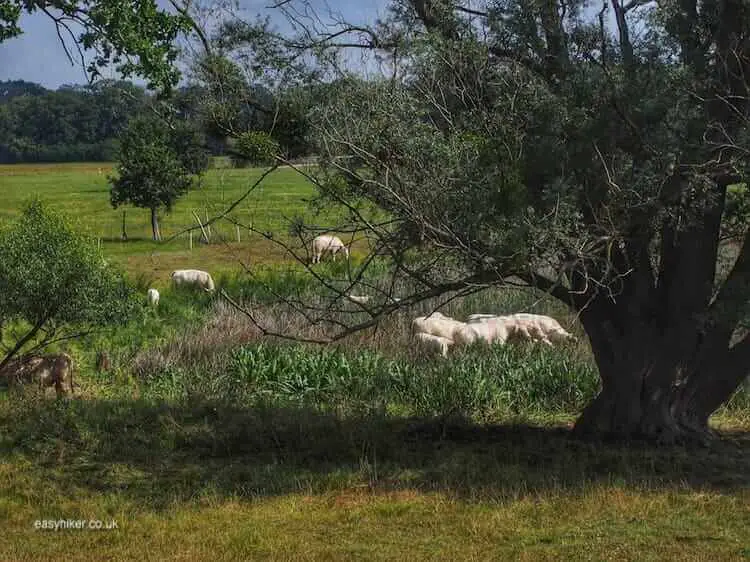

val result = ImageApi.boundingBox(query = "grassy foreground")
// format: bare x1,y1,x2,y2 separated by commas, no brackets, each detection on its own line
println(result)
1,396,749,561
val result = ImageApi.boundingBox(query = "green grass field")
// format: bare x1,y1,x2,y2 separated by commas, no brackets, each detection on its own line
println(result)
1,161,328,284
1,162,749,561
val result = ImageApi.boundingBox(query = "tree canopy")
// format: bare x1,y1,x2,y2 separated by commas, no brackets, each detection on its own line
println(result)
0,0,192,92
0,79,149,163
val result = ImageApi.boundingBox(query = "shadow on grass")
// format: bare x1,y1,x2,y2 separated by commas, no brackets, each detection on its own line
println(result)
2,396,748,509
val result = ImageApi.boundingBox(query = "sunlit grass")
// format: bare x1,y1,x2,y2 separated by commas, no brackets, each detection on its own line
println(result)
0,161,329,278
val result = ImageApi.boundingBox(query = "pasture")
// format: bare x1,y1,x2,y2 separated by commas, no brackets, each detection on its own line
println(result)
1,162,749,560
0,161,327,283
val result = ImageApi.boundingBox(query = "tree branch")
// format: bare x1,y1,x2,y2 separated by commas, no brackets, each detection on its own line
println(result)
167,0,213,57
610,0,634,69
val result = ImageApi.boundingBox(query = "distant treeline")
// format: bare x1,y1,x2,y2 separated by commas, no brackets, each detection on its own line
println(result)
0,79,312,164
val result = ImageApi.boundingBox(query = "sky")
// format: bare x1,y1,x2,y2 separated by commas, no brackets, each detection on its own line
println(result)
0,0,388,89
0,0,617,90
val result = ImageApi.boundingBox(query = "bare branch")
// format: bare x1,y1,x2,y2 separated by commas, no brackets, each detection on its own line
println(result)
622,0,653,12
455,5,489,17
41,7,86,72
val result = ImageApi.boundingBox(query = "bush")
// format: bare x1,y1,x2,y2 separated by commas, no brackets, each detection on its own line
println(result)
233,131,280,166
0,200,139,365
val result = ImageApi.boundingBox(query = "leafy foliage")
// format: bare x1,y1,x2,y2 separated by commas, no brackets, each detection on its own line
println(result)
0,80,146,163
109,113,209,238
0,200,138,363
0,0,192,92
234,130,280,166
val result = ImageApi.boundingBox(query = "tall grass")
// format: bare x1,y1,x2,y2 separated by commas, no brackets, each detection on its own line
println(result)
86,274,746,422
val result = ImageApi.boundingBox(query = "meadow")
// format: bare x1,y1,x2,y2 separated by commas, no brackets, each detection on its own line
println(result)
0,160,328,283
1,162,749,560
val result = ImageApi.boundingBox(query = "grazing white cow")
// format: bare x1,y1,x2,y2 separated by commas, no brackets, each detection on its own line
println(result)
147,288,160,307
170,269,215,292
411,312,466,340
311,235,349,264
0,352,75,397
453,317,512,347
507,313,575,346
414,333,453,358
347,294,371,305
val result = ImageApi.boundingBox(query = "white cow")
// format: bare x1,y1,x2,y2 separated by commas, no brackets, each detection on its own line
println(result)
311,235,349,264
453,317,512,347
147,288,160,307
347,294,371,305
411,312,466,340
170,269,215,292
414,333,453,358
506,313,575,346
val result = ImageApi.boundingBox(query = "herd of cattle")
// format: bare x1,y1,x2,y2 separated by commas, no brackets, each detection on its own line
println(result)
0,235,574,397
410,311,576,358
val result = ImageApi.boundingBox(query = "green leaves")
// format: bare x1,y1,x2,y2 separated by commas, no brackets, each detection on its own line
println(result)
0,0,192,93
0,199,138,334
234,130,280,166
109,114,207,214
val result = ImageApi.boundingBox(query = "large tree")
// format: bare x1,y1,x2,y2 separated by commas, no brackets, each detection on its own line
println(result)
205,0,750,442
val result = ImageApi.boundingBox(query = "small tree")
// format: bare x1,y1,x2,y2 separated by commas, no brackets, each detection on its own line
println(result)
0,200,139,370
110,115,207,241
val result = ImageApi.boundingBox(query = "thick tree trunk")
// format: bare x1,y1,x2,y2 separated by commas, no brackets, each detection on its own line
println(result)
151,207,161,241
573,309,747,443
574,346,701,443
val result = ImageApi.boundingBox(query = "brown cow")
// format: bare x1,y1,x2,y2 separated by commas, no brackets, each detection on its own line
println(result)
0,352,75,397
